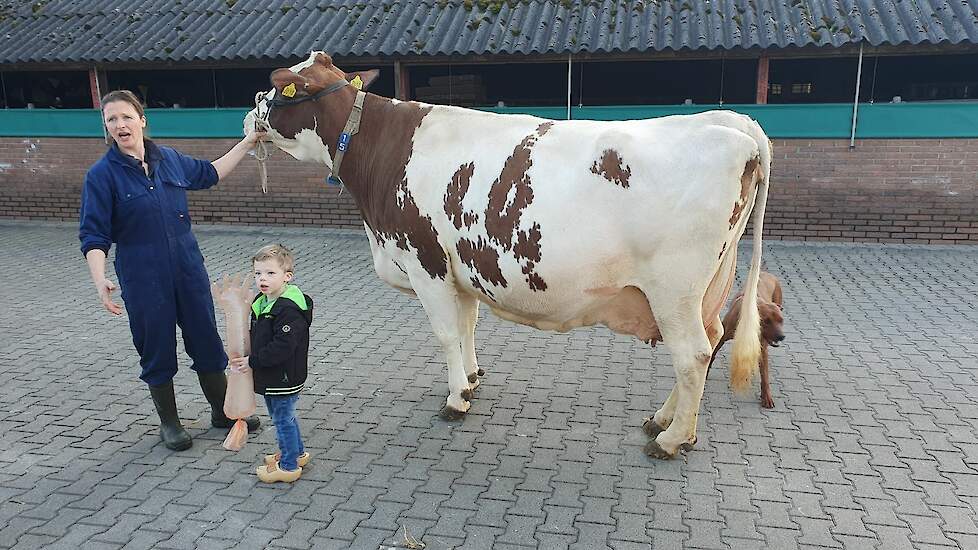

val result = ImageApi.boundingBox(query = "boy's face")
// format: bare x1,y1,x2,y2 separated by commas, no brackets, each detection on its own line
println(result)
253,259,293,300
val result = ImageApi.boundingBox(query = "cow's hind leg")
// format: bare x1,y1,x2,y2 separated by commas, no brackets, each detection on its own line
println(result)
644,313,722,440
457,293,482,391
641,292,714,459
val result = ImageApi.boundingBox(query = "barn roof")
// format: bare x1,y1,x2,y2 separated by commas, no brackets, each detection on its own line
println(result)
1,0,976,65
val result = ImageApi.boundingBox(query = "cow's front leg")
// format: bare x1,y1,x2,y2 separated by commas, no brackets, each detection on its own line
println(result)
408,270,472,420
457,293,481,391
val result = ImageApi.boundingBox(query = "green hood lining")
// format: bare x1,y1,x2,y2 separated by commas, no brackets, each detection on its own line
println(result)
252,284,308,317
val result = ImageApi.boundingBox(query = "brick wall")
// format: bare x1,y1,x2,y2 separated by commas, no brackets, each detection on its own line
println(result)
763,139,977,244
1,137,975,244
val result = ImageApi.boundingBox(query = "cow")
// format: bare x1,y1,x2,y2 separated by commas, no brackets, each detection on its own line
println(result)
244,52,772,459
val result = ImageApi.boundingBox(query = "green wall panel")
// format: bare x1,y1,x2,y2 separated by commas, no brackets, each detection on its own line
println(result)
2,103,976,139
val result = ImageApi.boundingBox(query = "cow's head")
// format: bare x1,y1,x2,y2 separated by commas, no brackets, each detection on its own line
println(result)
244,51,379,168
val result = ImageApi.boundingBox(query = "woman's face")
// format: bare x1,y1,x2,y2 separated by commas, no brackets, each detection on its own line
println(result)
102,101,146,151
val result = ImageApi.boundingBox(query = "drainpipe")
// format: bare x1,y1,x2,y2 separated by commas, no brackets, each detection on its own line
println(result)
849,41,864,149
566,53,572,120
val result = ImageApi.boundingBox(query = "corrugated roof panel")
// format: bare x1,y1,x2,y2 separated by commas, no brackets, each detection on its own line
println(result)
0,1,976,66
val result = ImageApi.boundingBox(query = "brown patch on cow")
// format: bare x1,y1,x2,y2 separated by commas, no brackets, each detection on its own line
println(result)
469,276,494,299
525,271,547,291
513,223,543,263
456,237,507,289
333,96,445,279
729,157,759,228
482,123,550,291
590,149,632,188
485,138,533,249
445,162,479,230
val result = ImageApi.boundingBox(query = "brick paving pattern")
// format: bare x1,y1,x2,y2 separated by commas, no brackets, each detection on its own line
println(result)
1,220,976,549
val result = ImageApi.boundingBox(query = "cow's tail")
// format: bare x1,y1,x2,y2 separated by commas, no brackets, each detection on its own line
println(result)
729,134,771,394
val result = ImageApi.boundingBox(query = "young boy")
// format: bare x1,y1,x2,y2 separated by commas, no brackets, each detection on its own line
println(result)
229,244,313,483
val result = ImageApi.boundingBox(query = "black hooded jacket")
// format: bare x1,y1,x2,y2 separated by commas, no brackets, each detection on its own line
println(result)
249,285,313,396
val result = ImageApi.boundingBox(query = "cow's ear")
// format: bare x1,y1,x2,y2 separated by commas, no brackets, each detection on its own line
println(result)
346,69,380,91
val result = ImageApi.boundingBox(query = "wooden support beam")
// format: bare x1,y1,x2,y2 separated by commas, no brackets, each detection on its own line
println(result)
394,60,411,100
88,67,106,108
755,54,769,104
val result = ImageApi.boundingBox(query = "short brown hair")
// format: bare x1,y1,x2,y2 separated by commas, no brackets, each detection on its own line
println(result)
252,244,295,273
100,90,146,119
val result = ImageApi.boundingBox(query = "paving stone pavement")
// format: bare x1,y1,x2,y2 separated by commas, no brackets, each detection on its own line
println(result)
1,219,977,550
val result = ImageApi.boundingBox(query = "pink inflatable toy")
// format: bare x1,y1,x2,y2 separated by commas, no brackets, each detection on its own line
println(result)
212,274,257,451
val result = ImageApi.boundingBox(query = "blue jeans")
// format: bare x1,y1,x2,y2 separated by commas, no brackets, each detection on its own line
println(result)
263,394,304,471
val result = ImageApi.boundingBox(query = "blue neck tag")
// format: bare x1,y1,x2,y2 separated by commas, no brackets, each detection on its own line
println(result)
337,133,351,152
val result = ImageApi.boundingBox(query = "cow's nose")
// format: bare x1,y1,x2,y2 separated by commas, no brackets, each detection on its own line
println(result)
775,334,785,342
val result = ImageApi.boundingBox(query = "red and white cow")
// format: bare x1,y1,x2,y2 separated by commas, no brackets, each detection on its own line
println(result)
244,52,771,459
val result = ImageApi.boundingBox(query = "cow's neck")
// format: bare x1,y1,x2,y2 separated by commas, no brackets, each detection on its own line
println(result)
317,92,432,231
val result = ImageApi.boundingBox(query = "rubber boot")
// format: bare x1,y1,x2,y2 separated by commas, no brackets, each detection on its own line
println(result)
148,382,193,451
196,371,260,432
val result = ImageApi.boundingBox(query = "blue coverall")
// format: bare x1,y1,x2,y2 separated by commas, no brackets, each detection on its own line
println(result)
79,140,227,386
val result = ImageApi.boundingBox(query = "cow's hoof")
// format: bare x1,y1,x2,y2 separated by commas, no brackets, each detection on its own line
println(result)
461,388,473,401
439,405,467,421
643,440,676,460
467,372,478,383
477,368,485,377
642,417,666,438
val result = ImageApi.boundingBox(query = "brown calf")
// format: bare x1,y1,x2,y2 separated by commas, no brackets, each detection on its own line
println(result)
709,271,785,408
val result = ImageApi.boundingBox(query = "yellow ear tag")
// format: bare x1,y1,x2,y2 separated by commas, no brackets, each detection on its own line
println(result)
282,83,297,98
350,75,363,90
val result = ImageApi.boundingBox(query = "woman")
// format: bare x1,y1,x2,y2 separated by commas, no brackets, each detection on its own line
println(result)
79,90,263,451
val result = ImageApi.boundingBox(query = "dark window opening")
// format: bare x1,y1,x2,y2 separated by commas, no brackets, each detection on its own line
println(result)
868,53,978,102
410,63,568,107
574,59,757,106
215,68,276,108
106,65,395,108
107,69,217,108
408,59,757,107
768,57,860,103
1,70,92,108
769,53,978,104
